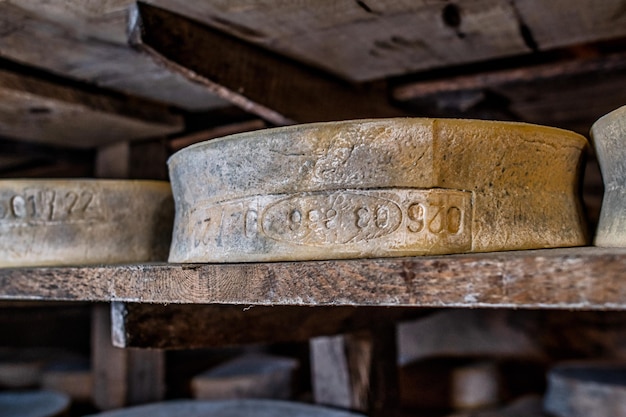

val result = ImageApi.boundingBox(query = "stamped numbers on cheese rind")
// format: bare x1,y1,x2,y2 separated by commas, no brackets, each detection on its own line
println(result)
189,188,472,252
0,188,103,225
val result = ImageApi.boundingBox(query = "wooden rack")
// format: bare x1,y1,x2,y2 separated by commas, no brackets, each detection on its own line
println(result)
2,1,626,415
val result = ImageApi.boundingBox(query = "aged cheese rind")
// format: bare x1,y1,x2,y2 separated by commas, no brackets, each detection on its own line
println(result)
590,105,626,247
168,118,587,262
0,180,173,266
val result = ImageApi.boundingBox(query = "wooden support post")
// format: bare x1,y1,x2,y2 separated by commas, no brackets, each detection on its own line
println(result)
368,323,400,417
310,326,399,416
91,304,164,410
310,333,372,412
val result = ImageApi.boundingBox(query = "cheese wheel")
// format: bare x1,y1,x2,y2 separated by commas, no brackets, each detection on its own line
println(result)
591,105,626,247
168,118,587,262
0,180,173,266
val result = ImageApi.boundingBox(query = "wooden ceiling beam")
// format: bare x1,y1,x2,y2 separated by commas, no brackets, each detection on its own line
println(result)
392,49,626,135
131,3,408,125
0,66,183,148
0,3,227,111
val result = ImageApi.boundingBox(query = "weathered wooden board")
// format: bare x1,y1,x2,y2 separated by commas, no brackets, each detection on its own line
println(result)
169,120,266,152
0,68,183,147
148,0,626,81
111,303,421,349
1,248,626,308
0,3,227,110
132,3,407,124
8,0,626,86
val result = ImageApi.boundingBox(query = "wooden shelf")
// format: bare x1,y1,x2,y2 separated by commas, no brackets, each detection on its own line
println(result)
1,246,626,310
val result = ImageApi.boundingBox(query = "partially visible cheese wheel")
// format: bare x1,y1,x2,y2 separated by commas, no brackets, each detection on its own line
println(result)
0,180,173,266
86,399,364,417
168,118,587,262
545,362,626,417
591,105,626,247
0,390,70,417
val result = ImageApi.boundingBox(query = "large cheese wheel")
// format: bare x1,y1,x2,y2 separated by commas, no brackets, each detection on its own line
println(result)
168,118,587,262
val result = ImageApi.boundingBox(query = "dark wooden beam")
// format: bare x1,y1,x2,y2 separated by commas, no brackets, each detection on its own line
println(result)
392,50,626,135
111,303,422,349
130,3,407,124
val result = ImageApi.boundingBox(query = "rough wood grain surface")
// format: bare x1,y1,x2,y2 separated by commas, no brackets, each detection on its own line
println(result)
0,68,182,148
1,247,626,308
394,50,626,138
7,0,626,86
142,0,626,81
0,3,227,111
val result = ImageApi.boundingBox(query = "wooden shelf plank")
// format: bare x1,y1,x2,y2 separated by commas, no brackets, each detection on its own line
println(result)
1,247,626,309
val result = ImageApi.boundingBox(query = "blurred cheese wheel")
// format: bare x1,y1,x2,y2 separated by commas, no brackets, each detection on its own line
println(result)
0,180,173,266
86,399,364,416
0,390,70,417
590,105,626,247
